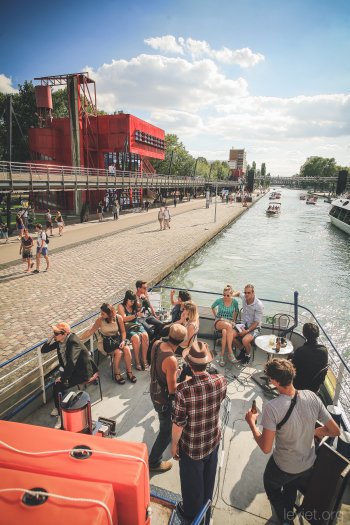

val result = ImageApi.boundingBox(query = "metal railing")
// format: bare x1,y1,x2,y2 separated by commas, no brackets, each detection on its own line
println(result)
1,288,349,422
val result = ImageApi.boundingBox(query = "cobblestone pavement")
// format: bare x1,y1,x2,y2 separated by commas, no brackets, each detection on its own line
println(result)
0,199,254,361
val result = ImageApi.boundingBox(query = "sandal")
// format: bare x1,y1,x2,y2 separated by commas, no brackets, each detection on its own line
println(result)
127,371,137,383
115,373,126,385
228,353,235,363
219,357,225,367
135,364,142,371
141,361,150,371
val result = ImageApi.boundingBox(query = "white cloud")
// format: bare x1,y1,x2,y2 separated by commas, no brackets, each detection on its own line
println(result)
144,35,265,68
144,35,184,54
86,54,248,114
0,74,17,94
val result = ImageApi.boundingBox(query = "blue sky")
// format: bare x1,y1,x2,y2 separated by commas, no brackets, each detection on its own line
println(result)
1,0,350,176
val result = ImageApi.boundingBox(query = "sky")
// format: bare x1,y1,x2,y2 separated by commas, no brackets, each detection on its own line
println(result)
1,0,350,176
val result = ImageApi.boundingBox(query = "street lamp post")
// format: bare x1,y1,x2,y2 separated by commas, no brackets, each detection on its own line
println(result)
214,180,218,222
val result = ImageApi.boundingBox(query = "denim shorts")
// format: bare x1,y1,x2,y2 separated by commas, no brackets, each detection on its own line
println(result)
37,247,48,256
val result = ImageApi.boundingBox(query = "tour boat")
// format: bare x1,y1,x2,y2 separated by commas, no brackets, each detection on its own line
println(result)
329,197,350,235
266,202,281,215
1,288,349,524
306,196,317,205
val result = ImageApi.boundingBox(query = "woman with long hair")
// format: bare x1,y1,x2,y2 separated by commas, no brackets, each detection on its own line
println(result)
55,211,64,236
174,300,199,356
118,290,149,371
211,284,239,366
80,303,136,384
19,228,34,272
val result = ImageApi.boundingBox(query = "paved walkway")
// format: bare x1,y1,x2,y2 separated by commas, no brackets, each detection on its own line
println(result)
0,198,256,361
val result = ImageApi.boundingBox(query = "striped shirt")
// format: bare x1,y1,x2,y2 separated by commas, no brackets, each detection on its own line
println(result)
172,372,227,460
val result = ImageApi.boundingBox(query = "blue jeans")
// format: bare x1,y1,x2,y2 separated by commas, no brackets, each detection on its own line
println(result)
179,445,219,523
149,403,172,467
264,456,313,524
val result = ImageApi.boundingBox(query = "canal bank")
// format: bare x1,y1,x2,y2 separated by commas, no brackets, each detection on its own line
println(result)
0,195,262,361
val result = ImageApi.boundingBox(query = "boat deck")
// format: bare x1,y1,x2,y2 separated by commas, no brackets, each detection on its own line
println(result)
11,314,350,524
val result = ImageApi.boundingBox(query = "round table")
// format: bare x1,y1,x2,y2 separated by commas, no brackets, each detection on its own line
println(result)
255,334,294,359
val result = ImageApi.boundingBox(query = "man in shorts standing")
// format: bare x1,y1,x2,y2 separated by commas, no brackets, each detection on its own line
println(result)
34,223,50,273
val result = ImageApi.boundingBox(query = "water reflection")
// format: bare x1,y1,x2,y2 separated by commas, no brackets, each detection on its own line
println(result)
161,189,350,356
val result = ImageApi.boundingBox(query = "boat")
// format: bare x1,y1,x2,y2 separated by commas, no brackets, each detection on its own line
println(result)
1,287,350,524
329,197,350,235
266,202,281,215
269,191,277,200
299,194,307,200
306,196,317,205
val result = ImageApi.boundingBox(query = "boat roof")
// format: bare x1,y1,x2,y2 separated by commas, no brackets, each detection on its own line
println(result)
331,198,350,210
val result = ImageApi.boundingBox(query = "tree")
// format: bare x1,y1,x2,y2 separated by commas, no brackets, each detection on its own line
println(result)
299,157,337,178
261,163,266,178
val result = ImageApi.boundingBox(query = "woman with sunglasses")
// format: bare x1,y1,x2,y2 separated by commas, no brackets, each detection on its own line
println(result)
174,300,200,356
80,303,136,384
118,290,149,371
211,285,239,366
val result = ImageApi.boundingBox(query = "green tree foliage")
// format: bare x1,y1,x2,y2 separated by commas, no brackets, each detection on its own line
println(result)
300,157,338,178
151,134,229,179
261,162,266,178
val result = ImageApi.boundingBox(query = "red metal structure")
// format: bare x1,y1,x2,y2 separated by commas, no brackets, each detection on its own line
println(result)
28,73,165,212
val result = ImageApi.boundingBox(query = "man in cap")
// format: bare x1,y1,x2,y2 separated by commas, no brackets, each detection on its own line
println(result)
41,322,96,422
148,324,188,473
171,341,227,522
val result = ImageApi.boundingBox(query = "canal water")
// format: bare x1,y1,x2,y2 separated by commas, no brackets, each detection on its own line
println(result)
161,189,350,357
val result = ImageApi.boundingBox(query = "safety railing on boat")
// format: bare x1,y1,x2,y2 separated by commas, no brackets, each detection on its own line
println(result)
0,288,349,423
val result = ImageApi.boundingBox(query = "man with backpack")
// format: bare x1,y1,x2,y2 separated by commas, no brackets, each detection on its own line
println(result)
33,223,50,273
149,324,187,473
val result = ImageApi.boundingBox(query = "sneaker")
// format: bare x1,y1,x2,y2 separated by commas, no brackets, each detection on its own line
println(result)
236,350,246,361
149,460,172,473
50,407,59,417
33,269,39,274
54,416,62,429
242,355,251,365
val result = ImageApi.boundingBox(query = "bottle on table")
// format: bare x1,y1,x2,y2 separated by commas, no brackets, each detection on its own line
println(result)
251,399,257,414
275,337,281,353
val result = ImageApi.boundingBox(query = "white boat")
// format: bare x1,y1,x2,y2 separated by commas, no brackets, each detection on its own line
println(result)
329,197,350,235
266,202,281,215
299,194,306,200
306,196,317,205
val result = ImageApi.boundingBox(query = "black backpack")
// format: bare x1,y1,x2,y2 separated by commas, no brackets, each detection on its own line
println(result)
41,233,49,244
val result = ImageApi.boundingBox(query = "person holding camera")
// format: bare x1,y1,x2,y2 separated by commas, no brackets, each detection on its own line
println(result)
41,322,96,421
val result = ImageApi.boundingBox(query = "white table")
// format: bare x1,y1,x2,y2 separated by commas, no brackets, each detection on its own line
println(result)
255,334,294,359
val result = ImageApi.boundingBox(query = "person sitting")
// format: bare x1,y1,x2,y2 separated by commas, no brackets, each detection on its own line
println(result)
170,289,192,322
291,323,328,392
173,301,200,356
118,290,149,371
80,303,136,384
232,284,264,365
211,285,239,366
135,280,165,340
41,322,97,424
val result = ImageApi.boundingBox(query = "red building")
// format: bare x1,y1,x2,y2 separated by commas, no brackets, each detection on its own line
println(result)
28,73,165,213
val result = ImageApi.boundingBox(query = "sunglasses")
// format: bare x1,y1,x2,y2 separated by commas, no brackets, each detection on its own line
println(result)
244,292,252,295
224,294,231,297
53,331,64,336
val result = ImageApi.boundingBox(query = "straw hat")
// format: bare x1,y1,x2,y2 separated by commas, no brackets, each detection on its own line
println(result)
183,341,213,365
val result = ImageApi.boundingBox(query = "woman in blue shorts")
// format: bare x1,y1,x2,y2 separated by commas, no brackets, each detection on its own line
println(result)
211,284,239,366
118,290,149,371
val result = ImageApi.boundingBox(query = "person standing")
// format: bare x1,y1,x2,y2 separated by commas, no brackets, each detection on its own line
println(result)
41,322,96,426
19,228,34,272
149,324,188,473
172,342,227,522
245,358,340,525
55,211,64,236
33,223,49,273
16,211,24,240
158,206,165,230
173,195,177,207
97,201,103,222
45,209,53,236
0,221,9,243
163,205,171,229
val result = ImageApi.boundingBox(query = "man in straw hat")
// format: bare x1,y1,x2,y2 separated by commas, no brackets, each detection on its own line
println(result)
171,341,227,522
148,324,188,473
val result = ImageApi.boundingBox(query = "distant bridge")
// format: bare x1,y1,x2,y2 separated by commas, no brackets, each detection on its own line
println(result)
259,175,339,187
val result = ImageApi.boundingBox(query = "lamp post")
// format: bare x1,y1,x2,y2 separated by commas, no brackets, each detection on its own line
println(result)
214,179,218,222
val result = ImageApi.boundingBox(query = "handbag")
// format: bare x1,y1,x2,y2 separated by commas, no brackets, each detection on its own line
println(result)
100,333,122,354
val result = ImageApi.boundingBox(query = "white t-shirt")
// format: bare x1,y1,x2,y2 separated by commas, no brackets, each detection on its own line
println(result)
37,231,47,247
239,292,264,327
